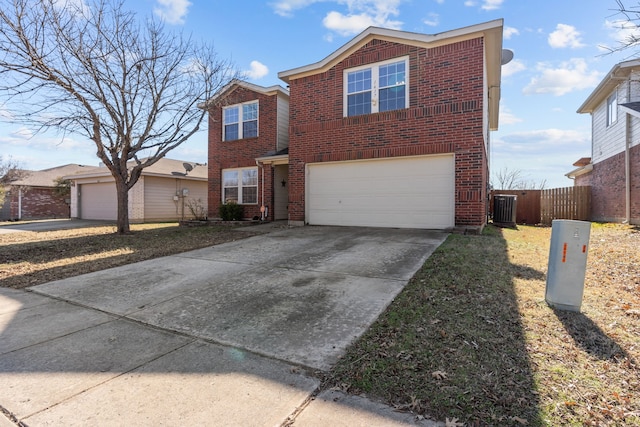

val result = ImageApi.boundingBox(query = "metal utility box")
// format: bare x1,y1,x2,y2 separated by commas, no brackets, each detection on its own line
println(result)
545,219,591,312
493,195,517,226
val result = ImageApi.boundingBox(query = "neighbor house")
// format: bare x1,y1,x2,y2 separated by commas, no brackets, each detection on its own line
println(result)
64,158,208,222
572,59,640,224
0,164,87,221
204,20,504,231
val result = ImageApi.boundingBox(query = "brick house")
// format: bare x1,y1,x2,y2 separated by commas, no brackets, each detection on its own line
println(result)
0,164,86,221
204,20,504,230
571,59,640,224
204,81,290,221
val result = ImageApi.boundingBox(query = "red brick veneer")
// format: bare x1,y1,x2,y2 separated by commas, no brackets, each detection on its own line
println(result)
207,86,281,220
286,37,488,227
4,187,69,220
589,145,640,224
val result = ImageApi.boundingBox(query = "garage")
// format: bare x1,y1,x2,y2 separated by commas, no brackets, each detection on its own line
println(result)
79,182,117,220
307,154,455,229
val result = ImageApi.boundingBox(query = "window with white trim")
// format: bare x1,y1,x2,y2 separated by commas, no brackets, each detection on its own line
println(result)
344,57,408,117
222,167,258,204
223,101,258,141
606,91,617,127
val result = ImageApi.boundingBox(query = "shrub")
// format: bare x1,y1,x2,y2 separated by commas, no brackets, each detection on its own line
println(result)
219,202,243,221
186,198,207,220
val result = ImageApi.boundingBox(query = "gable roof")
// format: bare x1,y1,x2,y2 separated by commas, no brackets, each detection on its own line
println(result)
11,164,90,187
63,158,207,181
577,59,640,114
199,79,289,109
278,20,504,130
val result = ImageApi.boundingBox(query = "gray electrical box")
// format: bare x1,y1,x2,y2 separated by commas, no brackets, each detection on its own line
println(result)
545,220,591,312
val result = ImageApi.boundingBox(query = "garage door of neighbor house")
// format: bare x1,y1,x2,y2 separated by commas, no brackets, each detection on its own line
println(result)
307,154,455,229
79,182,117,220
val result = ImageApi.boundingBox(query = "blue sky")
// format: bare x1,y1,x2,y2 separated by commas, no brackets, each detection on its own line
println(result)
1,0,638,188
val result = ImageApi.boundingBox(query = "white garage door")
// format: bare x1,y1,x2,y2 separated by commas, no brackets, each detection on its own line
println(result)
80,182,117,220
307,154,454,229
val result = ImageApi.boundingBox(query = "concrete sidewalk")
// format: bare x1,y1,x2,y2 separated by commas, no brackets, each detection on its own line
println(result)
0,225,447,426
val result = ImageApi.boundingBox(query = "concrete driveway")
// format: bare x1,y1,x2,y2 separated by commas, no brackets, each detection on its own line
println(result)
0,225,447,426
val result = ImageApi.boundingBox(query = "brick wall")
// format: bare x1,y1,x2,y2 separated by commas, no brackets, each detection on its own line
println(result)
589,144,640,224
5,187,70,220
574,173,592,186
207,86,280,220
287,37,488,226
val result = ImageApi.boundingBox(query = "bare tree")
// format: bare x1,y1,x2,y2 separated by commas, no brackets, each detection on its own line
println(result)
492,167,546,190
0,0,235,233
0,156,28,206
492,167,524,190
604,1,640,55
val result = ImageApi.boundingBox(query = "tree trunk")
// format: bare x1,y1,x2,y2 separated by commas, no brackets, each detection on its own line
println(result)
115,179,130,234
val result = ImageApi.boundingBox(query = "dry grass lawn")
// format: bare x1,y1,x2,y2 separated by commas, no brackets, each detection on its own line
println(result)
328,223,639,426
0,222,258,289
1,221,638,426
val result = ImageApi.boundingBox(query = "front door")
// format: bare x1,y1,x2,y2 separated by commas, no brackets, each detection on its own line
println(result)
274,164,289,220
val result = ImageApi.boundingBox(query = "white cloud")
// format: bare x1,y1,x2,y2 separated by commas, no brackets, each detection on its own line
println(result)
154,0,191,25
0,105,14,120
601,19,640,52
548,23,585,49
523,58,602,96
0,131,86,151
464,0,503,10
271,0,320,17
272,0,404,36
423,12,439,27
52,0,91,17
491,128,592,188
323,11,377,35
498,103,522,125
497,128,589,150
245,61,269,80
11,127,34,140
503,26,519,40
502,59,526,77
481,0,503,11
322,0,403,36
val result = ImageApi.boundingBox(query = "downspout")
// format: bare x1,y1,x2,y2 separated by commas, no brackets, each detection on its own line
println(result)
18,188,22,220
255,160,265,221
625,80,632,223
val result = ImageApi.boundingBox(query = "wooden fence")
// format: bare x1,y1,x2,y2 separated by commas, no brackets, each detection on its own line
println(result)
540,186,591,225
490,190,541,224
490,186,591,225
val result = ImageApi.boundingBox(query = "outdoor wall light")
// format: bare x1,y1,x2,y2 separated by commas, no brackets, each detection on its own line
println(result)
281,180,287,187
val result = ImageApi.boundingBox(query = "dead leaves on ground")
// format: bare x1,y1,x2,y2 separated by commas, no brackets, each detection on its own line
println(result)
328,225,639,426
431,370,448,380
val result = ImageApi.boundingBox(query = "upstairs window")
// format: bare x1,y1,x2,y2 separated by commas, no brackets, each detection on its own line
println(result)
223,101,258,141
606,92,617,127
344,57,408,117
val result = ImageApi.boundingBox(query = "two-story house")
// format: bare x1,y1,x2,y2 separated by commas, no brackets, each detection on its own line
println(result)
204,81,290,222
572,59,640,224
204,19,504,231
